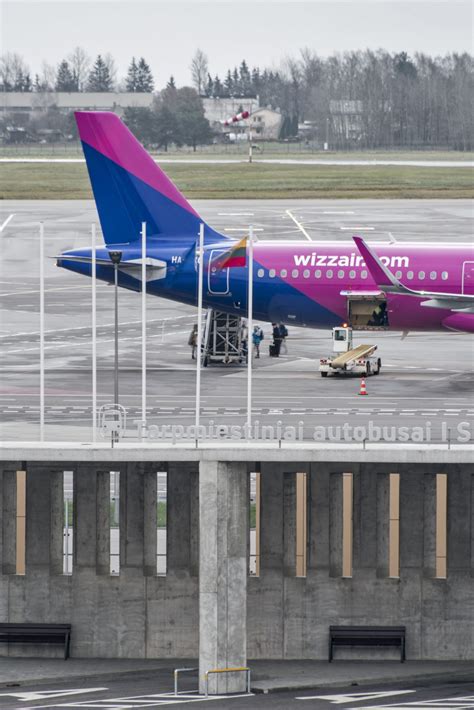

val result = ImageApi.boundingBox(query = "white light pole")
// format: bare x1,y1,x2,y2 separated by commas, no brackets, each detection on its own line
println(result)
91,224,97,442
246,226,254,438
141,222,147,435
195,223,205,438
39,222,45,442
109,250,122,441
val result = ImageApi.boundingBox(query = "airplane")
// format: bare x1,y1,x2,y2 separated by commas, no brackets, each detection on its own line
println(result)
57,111,474,335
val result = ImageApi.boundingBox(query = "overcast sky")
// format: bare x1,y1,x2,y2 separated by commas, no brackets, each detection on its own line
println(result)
2,0,472,87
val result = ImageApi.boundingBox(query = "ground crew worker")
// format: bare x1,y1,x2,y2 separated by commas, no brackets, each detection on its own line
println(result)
271,322,282,356
188,324,198,359
252,325,264,358
279,322,288,354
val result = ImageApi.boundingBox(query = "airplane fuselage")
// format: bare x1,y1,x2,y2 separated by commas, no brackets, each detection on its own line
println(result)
61,239,474,333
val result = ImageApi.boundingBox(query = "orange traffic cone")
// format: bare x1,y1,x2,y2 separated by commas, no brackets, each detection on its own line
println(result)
359,377,368,395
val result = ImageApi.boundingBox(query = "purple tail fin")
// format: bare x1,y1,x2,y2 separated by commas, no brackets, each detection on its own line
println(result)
76,111,213,245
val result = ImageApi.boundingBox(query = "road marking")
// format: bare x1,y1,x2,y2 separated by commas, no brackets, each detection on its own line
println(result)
0,285,105,297
340,226,375,231
0,213,14,232
285,210,312,241
0,687,108,701
0,315,194,338
21,690,254,708
362,697,474,710
224,227,264,232
297,690,415,704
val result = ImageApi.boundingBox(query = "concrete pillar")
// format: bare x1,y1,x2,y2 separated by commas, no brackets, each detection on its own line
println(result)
25,464,63,575
283,473,297,577
167,464,199,576
199,461,247,695
307,464,330,572
447,468,472,575
120,463,144,575
423,473,437,578
1,467,18,575
259,465,284,572
376,473,390,578
399,470,424,571
143,469,158,577
74,463,113,574
96,471,110,576
352,467,377,574
329,472,343,577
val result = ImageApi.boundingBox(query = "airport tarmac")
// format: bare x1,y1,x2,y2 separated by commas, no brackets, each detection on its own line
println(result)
0,199,473,444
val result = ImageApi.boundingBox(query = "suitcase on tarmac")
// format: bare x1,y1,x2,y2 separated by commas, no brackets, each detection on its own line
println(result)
269,344,278,357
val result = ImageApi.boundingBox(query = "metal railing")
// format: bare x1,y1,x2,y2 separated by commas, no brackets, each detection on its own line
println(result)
173,667,198,696
204,666,251,697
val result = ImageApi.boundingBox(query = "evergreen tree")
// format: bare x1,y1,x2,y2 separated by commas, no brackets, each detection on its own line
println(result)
87,55,113,91
166,75,176,89
22,73,32,92
123,107,156,145
224,70,233,97
125,57,138,91
205,73,213,97
136,57,154,92
155,104,177,150
232,67,240,95
55,60,77,91
176,86,212,151
239,60,251,95
213,75,224,97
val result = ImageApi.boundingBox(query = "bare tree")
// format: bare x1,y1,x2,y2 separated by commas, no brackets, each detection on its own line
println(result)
190,49,209,96
0,52,30,90
40,61,57,91
68,46,91,91
103,53,118,90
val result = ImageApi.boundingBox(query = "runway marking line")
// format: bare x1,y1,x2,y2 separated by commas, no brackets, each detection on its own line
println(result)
19,689,254,708
0,213,15,232
0,315,193,339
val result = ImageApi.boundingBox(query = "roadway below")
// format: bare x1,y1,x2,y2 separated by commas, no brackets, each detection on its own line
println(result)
0,663,473,709
0,199,473,444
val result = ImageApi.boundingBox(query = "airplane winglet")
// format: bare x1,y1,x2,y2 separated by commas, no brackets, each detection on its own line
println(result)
352,236,402,292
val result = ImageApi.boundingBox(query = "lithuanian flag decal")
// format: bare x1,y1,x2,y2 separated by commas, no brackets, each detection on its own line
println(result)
213,237,247,269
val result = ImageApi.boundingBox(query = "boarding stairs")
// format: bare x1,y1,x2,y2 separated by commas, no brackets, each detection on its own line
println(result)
201,309,246,366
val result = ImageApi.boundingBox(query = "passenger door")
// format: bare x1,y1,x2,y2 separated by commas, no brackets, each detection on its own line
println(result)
208,249,230,295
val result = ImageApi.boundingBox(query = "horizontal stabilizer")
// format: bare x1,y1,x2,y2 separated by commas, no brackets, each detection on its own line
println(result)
56,254,167,280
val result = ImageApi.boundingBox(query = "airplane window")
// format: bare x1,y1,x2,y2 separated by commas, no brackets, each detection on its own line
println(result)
395,271,402,279
292,269,299,278
303,269,310,278
442,271,448,280
418,271,426,280
361,270,368,279
269,269,276,278
407,270,414,280
326,270,333,279
337,270,345,279
315,269,322,278
280,269,287,278
430,271,437,280
257,268,264,278
349,270,356,279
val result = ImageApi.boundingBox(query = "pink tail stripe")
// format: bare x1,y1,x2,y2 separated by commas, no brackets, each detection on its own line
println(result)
75,111,199,218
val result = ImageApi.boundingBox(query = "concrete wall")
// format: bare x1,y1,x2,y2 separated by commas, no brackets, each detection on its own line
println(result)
0,446,472,662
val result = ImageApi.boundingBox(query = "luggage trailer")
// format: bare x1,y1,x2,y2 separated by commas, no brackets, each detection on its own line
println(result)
319,326,381,377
